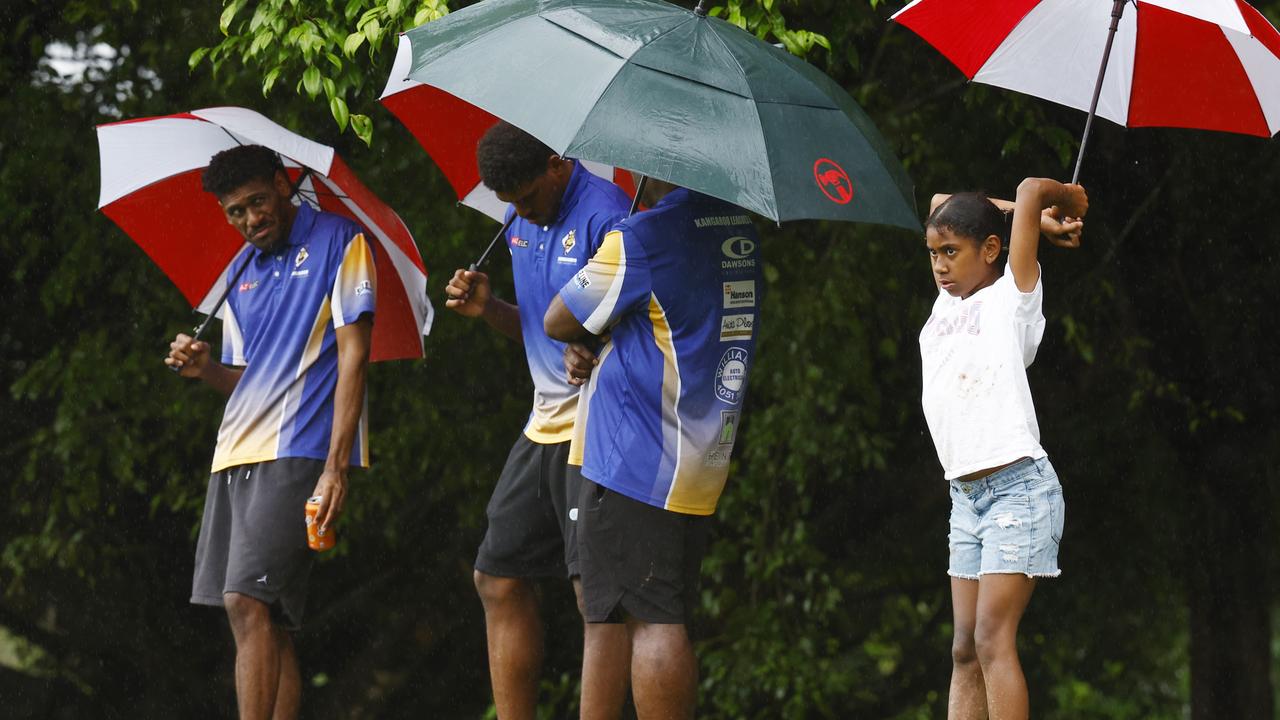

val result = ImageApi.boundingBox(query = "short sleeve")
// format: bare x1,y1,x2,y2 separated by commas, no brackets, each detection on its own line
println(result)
560,228,651,335
220,301,247,367
331,232,377,328
998,269,1046,366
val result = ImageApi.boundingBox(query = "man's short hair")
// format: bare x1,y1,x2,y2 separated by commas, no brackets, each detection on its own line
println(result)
476,121,555,195
202,145,286,197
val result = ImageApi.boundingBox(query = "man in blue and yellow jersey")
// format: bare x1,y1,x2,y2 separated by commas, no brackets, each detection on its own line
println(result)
165,144,375,720
545,176,762,719
443,121,629,719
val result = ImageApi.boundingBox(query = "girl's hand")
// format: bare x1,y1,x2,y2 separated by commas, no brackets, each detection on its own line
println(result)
1056,183,1089,219
1041,207,1083,249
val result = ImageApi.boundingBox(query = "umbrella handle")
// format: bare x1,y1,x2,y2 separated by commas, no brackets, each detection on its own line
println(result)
168,245,253,374
1072,0,1128,184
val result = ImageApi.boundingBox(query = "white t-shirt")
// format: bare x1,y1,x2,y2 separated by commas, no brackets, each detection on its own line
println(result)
919,268,1047,480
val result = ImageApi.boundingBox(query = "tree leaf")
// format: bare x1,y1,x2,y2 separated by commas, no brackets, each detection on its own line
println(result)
343,31,366,56
302,65,322,98
330,95,349,132
187,47,209,71
350,113,373,145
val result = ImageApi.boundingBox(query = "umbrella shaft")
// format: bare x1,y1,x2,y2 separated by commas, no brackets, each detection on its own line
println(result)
1073,0,1128,184
472,213,517,271
628,176,649,217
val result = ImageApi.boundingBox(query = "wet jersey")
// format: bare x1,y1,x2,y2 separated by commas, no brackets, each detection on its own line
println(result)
508,161,630,444
212,203,376,472
559,188,761,515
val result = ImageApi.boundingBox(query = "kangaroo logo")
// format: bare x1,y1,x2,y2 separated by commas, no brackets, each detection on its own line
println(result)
813,158,854,205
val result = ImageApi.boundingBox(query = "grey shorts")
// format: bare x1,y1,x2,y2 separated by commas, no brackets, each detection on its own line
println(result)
475,435,582,579
191,458,322,631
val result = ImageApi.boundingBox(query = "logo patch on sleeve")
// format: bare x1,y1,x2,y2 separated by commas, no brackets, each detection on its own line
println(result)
573,269,591,290
355,280,373,296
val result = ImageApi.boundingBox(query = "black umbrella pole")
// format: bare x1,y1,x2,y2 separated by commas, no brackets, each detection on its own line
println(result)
168,245,252,374
470,214,517,272
628,175,649,217
1072,0,1127,185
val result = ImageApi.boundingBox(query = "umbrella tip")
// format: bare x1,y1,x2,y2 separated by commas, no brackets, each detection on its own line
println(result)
693,0,708,17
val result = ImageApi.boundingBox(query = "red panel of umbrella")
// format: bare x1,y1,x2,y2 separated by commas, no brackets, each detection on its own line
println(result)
96,107,433,362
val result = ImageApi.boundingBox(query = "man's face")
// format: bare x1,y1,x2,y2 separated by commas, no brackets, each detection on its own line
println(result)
495,158,569,227
218,172,295,252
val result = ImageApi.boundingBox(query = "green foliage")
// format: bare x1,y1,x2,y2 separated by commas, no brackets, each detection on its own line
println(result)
194,0,450,144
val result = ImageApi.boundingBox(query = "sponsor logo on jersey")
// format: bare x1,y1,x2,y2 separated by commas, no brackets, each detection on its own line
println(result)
719,313,754,342
510,236,529,249
723,280,756,308
573,268,592,290
561,229,577,254
715,347,749,404
355,280,373,296
721,236,757,270
704,447,732,468
557,256,579,265
290,269,310,278
718,410,740,446
238,280,260,293
295,246,309,267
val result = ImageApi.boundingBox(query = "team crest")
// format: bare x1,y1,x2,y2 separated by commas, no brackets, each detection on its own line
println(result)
294,246,309,267
561,230,576,254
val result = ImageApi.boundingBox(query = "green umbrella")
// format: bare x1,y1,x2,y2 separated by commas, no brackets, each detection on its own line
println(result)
400,0,919,230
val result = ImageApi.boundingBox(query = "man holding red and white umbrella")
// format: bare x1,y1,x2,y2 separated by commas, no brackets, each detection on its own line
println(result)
165,145,376,720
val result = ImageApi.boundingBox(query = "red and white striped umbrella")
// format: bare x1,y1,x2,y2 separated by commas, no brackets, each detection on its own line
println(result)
379,33,635,223
893,0,1280,178
97,107,432,362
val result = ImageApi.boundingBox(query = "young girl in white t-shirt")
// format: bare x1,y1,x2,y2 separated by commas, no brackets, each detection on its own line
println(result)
919,178,1087,720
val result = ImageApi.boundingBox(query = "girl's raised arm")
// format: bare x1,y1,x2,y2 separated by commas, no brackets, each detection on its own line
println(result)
1009,179,1088,292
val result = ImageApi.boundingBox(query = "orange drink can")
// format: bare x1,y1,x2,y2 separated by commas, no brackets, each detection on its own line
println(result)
305,495,335,551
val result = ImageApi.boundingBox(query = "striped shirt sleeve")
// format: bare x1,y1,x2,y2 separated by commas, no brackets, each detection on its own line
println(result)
560,229,651,336
330,232,377,328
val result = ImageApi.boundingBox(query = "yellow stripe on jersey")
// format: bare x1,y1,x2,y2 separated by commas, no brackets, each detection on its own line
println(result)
583,230,627,335
646,295,687,510
332,232,376,328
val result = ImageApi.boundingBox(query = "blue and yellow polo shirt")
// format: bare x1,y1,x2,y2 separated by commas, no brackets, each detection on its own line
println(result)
212,203,376,472
508,161,630,444
559,188,762,515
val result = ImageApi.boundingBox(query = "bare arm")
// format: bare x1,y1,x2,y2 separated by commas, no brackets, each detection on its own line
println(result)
544,294,588,342
165,333,243,395
443,268,523,343
1009,178,1088,292
311,314,372,533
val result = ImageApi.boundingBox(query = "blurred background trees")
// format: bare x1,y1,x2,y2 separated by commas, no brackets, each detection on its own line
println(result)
1,0,1277,717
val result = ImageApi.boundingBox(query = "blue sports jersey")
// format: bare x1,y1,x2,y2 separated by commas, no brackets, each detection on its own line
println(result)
559,188,761,515
508,161,630,444
212,203,376,472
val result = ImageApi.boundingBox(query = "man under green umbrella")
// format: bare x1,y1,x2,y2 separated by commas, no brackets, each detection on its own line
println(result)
545,176,762,718
444,122,630,719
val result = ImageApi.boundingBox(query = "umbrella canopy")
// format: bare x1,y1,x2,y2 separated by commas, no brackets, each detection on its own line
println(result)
892,0,1280,138
399,0,919,230
380,35,636,222
97,107,433,362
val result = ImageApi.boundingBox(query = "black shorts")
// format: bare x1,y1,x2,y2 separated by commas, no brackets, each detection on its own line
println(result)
577,478,710,625
475,435,582,579
191,458,321,631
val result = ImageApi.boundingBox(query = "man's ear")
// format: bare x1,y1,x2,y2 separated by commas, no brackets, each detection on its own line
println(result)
274,168,293,197
983,234,1002,264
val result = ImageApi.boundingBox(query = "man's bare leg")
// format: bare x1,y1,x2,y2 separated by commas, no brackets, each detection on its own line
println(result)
225,592,288,720
273,627,300,720
629,619,696,720
475,571,543,720
579,619,632,720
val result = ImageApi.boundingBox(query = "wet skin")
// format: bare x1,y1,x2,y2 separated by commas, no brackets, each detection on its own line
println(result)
218,171,298,253
926,226,1001,300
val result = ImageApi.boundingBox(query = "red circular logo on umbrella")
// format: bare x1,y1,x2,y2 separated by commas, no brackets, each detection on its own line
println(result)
813,158,854,205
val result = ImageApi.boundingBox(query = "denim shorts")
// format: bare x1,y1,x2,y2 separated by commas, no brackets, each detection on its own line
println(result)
947,457,1065,579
